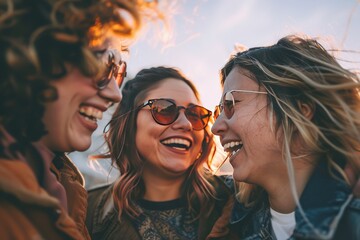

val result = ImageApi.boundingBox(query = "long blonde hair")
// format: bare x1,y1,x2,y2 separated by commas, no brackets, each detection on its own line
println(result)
220,35,360,207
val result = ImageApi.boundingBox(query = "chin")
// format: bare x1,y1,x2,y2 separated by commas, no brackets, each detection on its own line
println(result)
232,171,246,182
70,139,92,152
75,144,91,152
165,167,189,177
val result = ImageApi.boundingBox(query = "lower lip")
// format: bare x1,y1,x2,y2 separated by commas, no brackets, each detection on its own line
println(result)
162,144,189,155
78,113,98,132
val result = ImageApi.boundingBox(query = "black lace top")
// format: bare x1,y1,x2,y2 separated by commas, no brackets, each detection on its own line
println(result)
132,198,198,240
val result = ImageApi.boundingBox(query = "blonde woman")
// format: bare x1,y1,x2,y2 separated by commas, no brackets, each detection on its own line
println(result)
211,35,360,239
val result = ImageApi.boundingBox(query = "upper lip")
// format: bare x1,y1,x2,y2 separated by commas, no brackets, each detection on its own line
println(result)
79,102,109,121
81,102,108,112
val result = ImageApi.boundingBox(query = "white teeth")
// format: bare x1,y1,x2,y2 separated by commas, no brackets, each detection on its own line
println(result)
161,138,191,148
79,106,103,121
84,116,92,122
161,138,191,151
223,141,242,151
232,149,239,155
223,141,243,158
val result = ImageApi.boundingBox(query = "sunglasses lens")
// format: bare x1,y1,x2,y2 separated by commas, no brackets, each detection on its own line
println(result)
144,99,211,130
151,100,178,124
95,54,114,89
95,52,127,89
186,106,211,130
224,91,235,118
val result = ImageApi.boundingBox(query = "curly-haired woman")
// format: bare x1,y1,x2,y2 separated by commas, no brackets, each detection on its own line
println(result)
0,0,159,239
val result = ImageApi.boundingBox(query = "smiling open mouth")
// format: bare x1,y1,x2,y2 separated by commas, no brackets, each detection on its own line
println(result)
161,138,191,151
223,141,243,158
79,106,103,122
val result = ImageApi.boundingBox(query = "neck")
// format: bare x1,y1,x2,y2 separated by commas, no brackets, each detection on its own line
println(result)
265,157,316,213
142,168,186,201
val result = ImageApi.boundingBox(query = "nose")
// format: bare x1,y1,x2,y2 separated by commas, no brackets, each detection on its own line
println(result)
98,77,122,104
172,109,192,131
211,113,226,136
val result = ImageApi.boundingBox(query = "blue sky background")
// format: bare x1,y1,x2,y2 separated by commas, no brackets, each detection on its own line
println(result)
71,0,360,188
127,0,360,110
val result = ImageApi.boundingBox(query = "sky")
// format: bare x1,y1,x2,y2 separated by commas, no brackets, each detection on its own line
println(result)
71,0,360,188
126,0,360,111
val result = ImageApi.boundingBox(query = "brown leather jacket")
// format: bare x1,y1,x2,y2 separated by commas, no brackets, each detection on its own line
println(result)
0,154,90,240
52,154,91,240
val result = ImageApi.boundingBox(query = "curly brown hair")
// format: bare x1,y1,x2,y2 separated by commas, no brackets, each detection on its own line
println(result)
0,0,157,142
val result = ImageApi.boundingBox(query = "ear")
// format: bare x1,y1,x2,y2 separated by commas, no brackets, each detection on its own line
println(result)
298,101,314,120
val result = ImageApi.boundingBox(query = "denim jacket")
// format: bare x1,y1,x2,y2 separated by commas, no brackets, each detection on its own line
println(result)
229,161,360,240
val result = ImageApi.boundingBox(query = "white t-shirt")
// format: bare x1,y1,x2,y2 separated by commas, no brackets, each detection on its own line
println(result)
270,208,296,240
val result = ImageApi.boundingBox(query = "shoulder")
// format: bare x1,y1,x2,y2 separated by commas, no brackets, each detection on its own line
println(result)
334,197,360,239
52,153,85,186
204,173,235,213
0,159,83,240
198,174,236,237
88,184,112,199
86,184,113,236
347,196,360,210
0,196,82,240
206,173,235,195
86,184,141,240
87,184,113,220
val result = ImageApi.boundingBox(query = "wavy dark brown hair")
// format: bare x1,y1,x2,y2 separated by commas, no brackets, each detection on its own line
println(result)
105,66,217,219
0,0,158,143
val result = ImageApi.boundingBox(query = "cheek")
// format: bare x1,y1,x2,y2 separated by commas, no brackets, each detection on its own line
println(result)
135,129,153,161
135,114,162,149
240,108,275,142
193,131,205,154
43,101,63,130
135,121,150,148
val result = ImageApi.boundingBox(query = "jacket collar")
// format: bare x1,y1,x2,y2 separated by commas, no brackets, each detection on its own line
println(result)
293,161,352,239
230,161,352,239
0,126,68,209
230,197,254,224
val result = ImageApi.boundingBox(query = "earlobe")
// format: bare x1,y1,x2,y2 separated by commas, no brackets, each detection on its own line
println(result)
299,102,314,120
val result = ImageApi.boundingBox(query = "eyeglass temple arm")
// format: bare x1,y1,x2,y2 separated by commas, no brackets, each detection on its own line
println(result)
137,100,153,110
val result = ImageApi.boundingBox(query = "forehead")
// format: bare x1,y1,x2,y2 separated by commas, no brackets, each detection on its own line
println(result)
223,67,259,92
145,78,199,104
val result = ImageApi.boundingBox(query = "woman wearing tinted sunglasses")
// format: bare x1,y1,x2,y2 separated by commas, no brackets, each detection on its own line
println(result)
0,0,159,239
86,67,234,240
210,35,360,239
